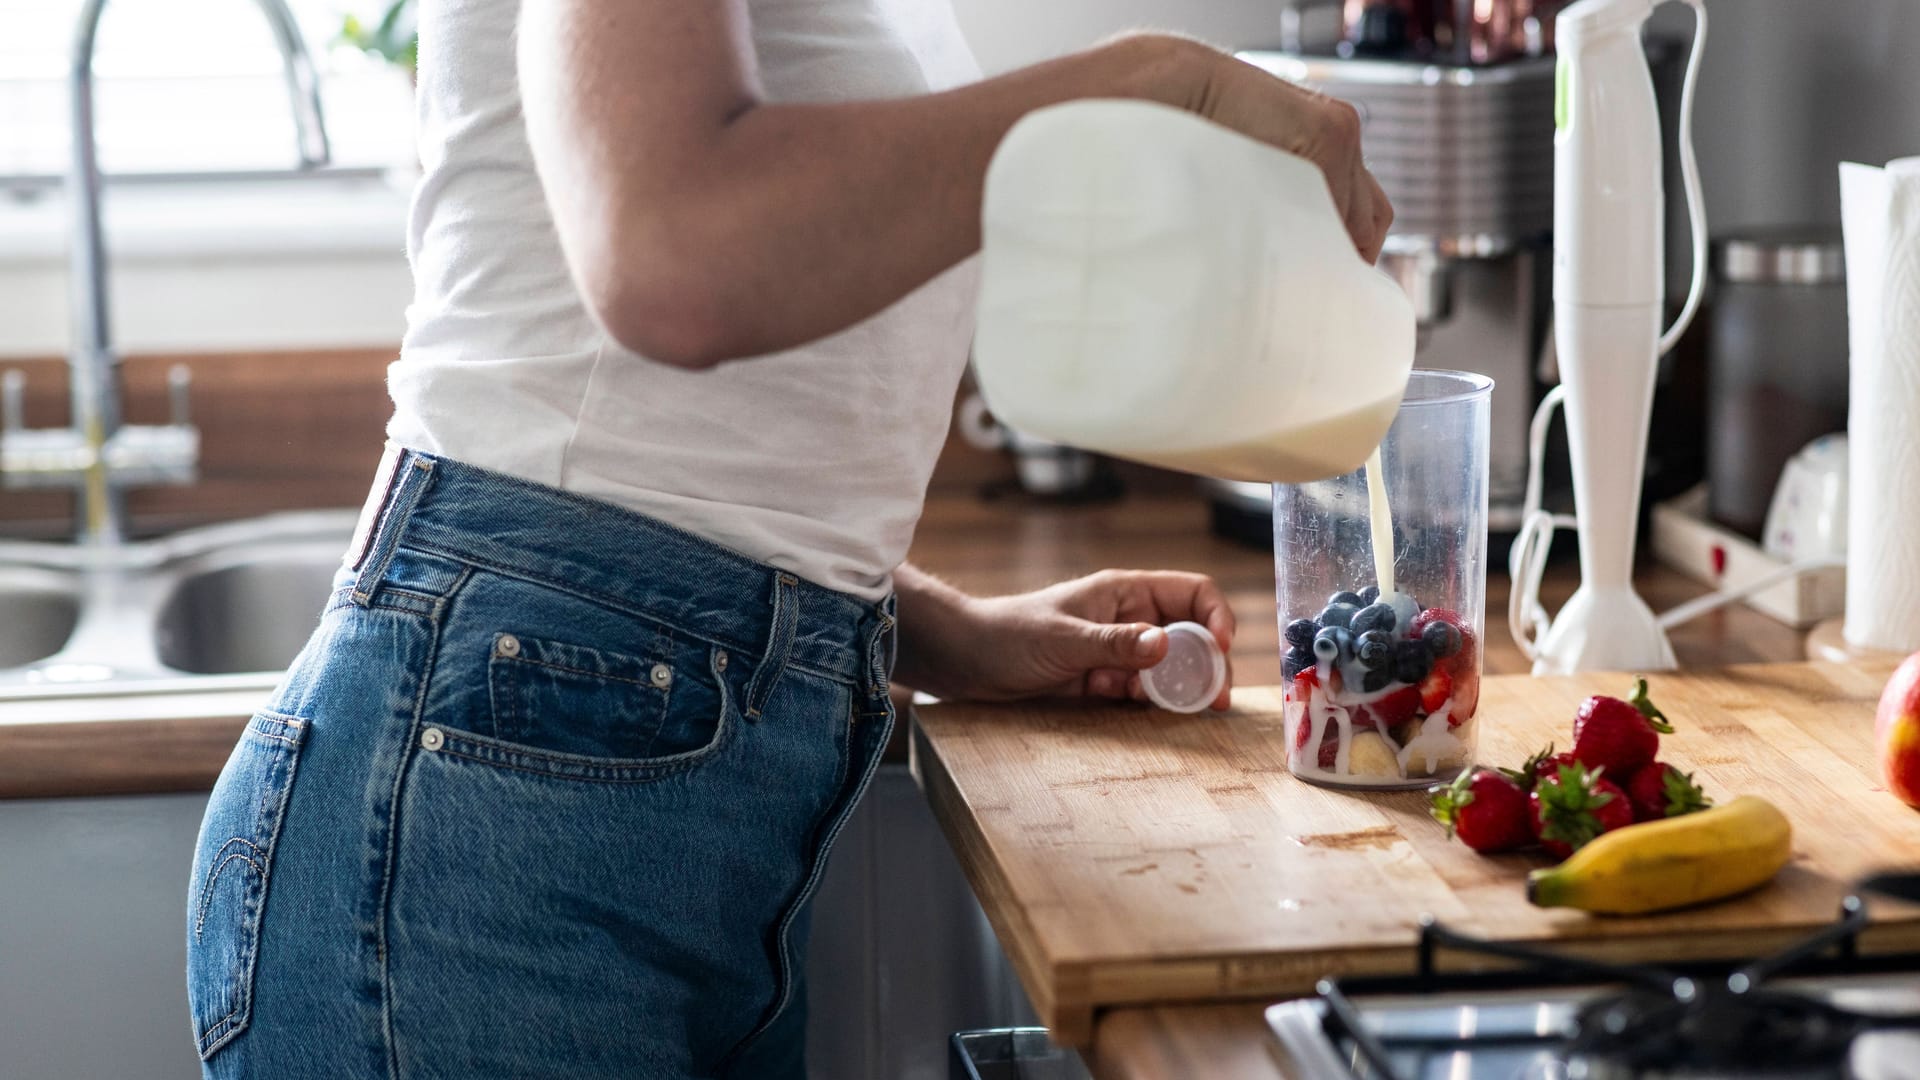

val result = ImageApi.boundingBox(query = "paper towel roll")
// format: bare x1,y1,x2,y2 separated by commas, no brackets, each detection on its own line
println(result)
1841,157,1920,653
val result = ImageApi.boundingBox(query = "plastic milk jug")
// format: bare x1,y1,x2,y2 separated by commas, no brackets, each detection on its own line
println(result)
971,99,1416,484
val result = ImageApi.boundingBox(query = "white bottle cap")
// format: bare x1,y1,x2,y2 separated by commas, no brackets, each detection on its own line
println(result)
1139,621,1227,714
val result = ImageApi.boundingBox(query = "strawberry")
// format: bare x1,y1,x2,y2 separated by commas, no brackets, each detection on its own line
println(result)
1430,769,1534,853
1531,762,1633,859
1288,666,1318,708
1531,749,1578,786
1319,735,1339,769
1367,685,1421,728
1500,744,1559,792
1625,762,1712,822
1410,607,1479,720
1571,678,1675,777
1418,667,1453,714
1408,607,1470,652
1450,664,1481,722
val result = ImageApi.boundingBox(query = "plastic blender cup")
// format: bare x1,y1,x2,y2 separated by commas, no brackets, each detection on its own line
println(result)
1272,370,1492,790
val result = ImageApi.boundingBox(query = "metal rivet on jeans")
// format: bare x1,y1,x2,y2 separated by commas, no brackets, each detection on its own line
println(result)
496,633,520,658
650,663,673,688
419,727,445,751
715,651,729,672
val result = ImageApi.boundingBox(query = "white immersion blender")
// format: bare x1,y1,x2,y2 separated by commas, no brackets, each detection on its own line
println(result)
1511,0,1709,674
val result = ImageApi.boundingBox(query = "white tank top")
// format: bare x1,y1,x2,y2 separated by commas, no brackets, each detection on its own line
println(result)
388,0,983,600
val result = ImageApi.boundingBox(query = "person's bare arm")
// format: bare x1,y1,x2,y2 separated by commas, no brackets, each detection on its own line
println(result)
892,563,1237,710
518,1,1391,369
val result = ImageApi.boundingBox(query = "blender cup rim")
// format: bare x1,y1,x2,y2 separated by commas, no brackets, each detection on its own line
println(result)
1397,368,1494,409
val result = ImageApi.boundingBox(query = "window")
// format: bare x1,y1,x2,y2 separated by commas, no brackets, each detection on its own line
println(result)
0,0,412,178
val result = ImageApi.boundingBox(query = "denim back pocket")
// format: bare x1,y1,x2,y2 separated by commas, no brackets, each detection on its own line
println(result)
487,632,680,760
185,710,309,1061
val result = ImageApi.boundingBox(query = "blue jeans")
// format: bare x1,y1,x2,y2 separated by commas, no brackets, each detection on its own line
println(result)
185,448,897,1079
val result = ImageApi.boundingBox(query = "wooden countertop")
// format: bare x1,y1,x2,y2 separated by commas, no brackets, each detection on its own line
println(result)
896,494,1858,1080
914,663,1919,1044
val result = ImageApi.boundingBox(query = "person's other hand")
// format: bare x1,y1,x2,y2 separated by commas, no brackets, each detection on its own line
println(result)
1162,38,1393,262
939,569,1236,710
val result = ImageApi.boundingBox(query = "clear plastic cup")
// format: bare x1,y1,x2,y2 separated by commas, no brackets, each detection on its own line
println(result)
1273,370,1492,790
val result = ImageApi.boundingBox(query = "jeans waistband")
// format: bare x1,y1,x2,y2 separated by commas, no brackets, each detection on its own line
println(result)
346,446,891,689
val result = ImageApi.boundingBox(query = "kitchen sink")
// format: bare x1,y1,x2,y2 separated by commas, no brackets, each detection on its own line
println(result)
0,568,83,669
154,553,343,675
0,511,357,699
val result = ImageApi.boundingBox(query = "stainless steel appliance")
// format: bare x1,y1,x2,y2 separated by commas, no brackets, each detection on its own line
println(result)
1706,227,1849,539
1208,49,1558,540
1266,887,1920,1078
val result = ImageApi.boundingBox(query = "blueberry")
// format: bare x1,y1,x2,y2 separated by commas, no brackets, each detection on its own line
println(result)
1350,602,1398,635
1358,585,1380,605
1379,590,1421,632
1356,630,1393,669
1313,626,1352,663
1393,640,1431,685
1422,620,1461,659
1328,590,1365,609
1362,668,1392,693
1317,603,1358,630
1283,646,1314,680
1285,618,1318,648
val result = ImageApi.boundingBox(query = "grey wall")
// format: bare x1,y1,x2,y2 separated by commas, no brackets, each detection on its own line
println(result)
954,0,1920,230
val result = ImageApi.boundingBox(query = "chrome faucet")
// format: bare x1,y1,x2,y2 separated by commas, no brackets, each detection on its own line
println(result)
0,0,332,546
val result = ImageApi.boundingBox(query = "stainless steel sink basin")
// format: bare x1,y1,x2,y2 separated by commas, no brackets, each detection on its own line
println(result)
0,568,82,669
0,511,357,700
155,554,341,675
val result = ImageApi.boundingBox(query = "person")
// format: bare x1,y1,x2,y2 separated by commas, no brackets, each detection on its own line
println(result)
183,1,1392,1077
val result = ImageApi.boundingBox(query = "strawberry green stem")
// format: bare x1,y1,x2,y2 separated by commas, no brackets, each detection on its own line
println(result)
1629,677,1674,733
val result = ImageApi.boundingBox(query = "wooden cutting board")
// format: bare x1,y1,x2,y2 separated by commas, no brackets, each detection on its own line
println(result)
910,661,1920,1045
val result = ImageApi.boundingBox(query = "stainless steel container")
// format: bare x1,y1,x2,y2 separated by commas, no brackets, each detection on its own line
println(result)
1705,227,1849,538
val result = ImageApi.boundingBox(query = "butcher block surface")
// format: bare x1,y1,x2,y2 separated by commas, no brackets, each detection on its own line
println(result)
911,661,1920,1045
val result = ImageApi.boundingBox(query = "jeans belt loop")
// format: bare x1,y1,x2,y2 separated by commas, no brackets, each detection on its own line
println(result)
350,451,437,608
744,572,800,720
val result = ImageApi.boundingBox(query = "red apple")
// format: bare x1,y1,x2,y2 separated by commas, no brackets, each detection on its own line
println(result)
1876,651,1920,807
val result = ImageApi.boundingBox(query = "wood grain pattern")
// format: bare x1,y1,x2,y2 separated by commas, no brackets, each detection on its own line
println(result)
912,661,1920,1047
1090,1004,1295,1080
0,715,248,798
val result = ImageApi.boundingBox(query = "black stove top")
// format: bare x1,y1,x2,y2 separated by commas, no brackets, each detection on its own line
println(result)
1268,878,1920,1080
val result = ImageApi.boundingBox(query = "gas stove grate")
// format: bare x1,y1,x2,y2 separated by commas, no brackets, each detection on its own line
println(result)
1312,876,1920,1080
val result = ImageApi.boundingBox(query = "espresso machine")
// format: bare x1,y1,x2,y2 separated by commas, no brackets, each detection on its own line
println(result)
1208,0,1560,544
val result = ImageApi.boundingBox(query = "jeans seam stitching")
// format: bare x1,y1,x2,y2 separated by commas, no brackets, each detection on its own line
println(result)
375,564,469,1079
720,692,893,1068
495,654,657,686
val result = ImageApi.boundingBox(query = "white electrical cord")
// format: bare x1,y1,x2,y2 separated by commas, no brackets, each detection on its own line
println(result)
1656,0,1709,356
1655,556,1846,630
1509,385,1578,663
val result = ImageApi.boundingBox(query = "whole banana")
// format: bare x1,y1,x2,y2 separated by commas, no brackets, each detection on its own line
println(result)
1527,795,1793,915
